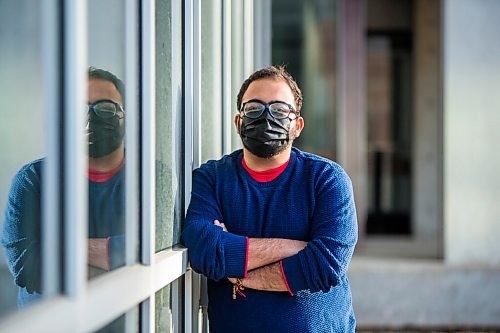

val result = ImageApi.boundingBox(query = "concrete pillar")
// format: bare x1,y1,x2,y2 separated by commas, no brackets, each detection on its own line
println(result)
443,0,500,265
338,0,367,240
413,0,442,256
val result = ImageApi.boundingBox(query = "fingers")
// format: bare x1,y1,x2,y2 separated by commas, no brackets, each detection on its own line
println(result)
214,220,228,232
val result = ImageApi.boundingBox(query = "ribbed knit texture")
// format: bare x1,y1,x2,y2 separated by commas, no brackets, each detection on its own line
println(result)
182,148,358,332
1,158,126,307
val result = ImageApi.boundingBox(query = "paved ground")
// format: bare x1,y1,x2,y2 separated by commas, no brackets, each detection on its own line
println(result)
357,328,500,332
356,327,500,333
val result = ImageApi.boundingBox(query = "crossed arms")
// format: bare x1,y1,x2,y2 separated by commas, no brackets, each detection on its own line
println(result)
181,165,358,296
214,219,305,293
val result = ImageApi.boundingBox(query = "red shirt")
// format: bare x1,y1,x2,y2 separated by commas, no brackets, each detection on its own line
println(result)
88,159,125,182
241,157,290,182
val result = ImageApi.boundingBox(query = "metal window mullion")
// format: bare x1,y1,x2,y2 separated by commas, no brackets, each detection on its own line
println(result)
243,0,254,76
62,0,87,301
184,0,202,331
141,0,156,269
41,0,61,298
171,278,181,332
168,0,190,330
222,0,232,155
125,0,140,267
193,0,201,171
184,0,194,210
141,0,156,331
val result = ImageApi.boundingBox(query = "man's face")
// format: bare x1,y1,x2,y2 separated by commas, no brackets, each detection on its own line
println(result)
235,77,304,145
87,79,125,158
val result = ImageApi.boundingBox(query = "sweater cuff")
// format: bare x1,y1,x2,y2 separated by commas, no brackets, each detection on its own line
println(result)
105,236,111,271
279,260,294,296
281,255,308,294
108,235,126,270
220,232,248,278
244,237,249,278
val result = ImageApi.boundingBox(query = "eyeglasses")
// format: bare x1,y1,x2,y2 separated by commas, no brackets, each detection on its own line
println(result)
240,99,298,119
87,99,124,119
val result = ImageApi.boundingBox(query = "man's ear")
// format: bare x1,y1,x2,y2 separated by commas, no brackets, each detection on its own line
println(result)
294,116,305,138
234,114,241,134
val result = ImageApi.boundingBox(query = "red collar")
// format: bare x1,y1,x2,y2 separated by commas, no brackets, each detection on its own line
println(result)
88,159,124,182
242,157,290,182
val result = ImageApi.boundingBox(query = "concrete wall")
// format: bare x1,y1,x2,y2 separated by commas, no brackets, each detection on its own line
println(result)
349,257,500,328
443,0,500,265
413,0,442,252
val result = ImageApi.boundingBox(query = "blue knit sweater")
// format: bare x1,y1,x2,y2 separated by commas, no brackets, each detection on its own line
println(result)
182,148,358,332
1,158,126,307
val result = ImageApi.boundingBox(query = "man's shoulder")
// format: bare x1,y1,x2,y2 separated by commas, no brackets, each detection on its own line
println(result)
197,149,242,173
293,148,347,177
7,158,45,199
13,158,45,182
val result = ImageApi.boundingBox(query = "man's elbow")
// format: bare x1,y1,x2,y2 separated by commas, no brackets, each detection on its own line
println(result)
187,251,226,281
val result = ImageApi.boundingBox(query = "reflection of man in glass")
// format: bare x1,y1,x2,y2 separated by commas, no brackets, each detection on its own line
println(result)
1,67,126,307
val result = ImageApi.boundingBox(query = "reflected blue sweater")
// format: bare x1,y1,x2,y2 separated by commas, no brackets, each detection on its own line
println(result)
182,148,358,332
1,158,126,307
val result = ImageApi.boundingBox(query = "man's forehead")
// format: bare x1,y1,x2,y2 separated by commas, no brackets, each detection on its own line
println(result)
88,79,122,103
243,78,295,104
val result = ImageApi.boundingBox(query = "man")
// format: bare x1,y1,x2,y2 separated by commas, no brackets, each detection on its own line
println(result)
2,67,127,307
182,66,358,332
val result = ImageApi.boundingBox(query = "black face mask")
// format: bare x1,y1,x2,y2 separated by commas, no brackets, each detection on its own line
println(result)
239,111,293,158
87,110,125,158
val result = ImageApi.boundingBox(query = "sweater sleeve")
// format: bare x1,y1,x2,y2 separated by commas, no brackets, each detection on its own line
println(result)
1,163,42,294
107,235,126,270
281,164,358,294
181,165,248,281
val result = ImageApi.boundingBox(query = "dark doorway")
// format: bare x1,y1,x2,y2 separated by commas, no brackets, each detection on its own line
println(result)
365,0,414,235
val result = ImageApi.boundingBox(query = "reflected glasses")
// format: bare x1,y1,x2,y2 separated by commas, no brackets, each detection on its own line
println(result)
240,99,297,119
88,99,124,119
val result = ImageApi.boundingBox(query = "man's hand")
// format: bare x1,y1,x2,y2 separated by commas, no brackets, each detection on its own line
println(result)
88,238,109,271
228,263,288,292
214,219,227,231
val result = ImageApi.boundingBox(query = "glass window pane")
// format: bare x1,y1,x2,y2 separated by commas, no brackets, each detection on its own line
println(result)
201,0,223,163
155,0,183,252
0,0,47,315
94,306,139,333
155,280,184,333
87,0,138,278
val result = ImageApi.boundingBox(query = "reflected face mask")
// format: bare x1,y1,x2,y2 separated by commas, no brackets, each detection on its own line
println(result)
87,109,125,158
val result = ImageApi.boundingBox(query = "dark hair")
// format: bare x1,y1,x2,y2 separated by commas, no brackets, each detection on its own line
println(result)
88,67,125,104
236,65,303,113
